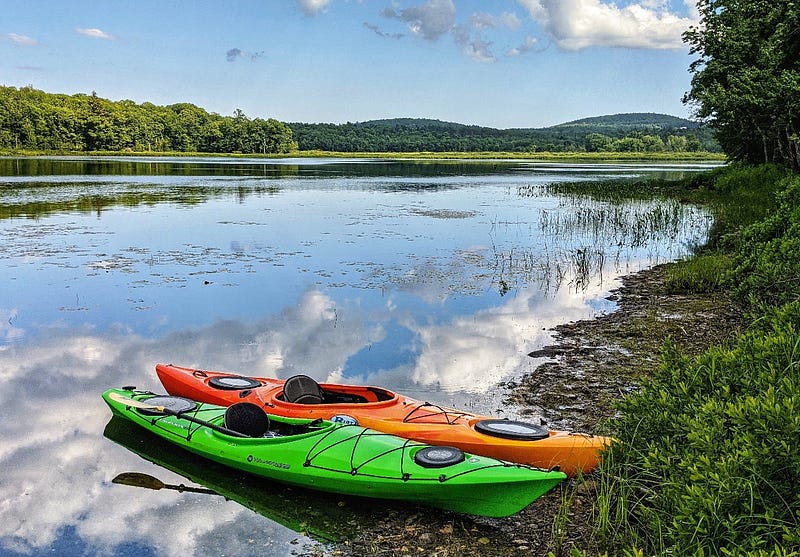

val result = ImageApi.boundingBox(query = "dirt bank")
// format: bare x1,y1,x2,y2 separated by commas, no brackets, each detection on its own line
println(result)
307,263,745,557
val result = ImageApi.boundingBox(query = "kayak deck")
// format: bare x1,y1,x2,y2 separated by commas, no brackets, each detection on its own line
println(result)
103,388,566,517
156,363,611,475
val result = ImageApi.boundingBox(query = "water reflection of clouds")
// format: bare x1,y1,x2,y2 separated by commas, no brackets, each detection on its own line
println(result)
409,276,612,393
1,308,24,345
0,254,653,556
0,334,326,556
0,272,616,549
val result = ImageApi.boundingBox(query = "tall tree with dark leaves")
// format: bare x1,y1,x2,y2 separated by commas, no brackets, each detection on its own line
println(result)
684,0,800,171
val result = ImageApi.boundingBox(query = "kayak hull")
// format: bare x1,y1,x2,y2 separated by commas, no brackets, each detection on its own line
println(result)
156,363,610,475
103,388,565,517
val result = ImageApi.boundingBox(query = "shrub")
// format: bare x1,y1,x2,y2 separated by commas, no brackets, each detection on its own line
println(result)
725,176,800,306
601,302,800,556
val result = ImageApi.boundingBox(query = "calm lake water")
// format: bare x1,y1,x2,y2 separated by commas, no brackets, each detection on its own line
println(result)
0,157,718,556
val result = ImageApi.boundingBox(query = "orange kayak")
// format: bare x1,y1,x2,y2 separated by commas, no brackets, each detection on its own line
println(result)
156,363,610,476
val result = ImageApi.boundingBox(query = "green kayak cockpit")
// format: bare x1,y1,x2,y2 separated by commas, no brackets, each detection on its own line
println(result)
111,391,332,440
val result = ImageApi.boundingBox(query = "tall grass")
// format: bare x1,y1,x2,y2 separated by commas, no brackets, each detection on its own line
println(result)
664,253,733,293
598,307,800,556
591,167,800,557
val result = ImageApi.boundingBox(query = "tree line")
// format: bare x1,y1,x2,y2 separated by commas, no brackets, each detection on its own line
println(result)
1,86,720,156
684,1,800,170
288,117,716,153
0,86,296,154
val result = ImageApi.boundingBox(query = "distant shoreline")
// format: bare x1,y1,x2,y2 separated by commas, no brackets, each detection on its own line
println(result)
0,149,727,162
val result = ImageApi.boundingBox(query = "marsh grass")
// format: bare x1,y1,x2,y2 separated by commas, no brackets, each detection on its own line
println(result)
588,167,800,557
664,253,734,293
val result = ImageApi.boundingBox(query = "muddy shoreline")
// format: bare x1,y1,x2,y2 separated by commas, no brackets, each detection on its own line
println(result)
308,263,745,557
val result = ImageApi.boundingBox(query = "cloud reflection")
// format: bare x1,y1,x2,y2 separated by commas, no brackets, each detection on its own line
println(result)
0,244,677,556
0,340,326,555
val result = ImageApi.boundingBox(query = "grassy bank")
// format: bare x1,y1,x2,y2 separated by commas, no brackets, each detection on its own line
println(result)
588,165,800,557
0,148,727,162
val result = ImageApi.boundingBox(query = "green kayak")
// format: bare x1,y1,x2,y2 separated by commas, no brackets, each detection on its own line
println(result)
103,388,565,517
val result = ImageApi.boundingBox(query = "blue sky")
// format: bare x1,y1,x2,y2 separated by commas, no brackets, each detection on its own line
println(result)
2,0,700,128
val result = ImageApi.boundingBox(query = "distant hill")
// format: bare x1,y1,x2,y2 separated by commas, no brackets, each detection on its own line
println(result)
549,112,701,131
358,113,701,132
289,113,718,153
357,118,472,130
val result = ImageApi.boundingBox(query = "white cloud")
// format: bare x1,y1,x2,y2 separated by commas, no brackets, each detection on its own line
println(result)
5,33,38,46
226,48,264,62
382,0,456,41
76,27,116,40
470,11,521,30
296,0,332,16
452,8,526,64
452,25,496,63
517,0,697,50
364,22,404,39
506,35,540,56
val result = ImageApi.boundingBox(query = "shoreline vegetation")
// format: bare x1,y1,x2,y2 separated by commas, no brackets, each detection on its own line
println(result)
0,148,726,161
0,86,719,157
540,163,800,557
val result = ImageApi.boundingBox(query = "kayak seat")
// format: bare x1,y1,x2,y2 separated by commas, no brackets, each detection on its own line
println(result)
224,402,270,437
321,390,369,404
283,375,325,404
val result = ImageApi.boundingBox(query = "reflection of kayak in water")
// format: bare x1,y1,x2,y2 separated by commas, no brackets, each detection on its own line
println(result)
103,388,566,518
103,415,362,543
156,363,611,476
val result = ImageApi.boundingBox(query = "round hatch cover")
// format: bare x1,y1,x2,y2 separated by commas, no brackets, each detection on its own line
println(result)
474,419,550,440
137,396,196,415
209,375,262,390
414,446,465,468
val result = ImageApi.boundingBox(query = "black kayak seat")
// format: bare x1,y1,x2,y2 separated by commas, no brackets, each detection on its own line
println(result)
283,374,325,404
224,402,270,437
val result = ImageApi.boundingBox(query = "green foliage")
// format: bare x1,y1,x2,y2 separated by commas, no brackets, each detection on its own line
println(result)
690,164,793,250
683,1,800,170
602,304,800,556
556,112,701,130
596,164,800,557
0,86,721,155
0,86,295,154
288,114,719,154
724,176,800,306
664,253,734,293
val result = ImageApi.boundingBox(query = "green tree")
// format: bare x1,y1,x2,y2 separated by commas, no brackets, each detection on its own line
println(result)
683,1,800,170
666,135,688,152
611,136,646,152
641,134,665,152
585,132,612,152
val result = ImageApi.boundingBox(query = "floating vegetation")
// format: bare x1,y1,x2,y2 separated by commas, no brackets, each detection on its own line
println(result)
408,208,477,219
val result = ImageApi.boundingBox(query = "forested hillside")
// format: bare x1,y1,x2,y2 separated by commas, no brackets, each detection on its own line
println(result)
0,85,718,154
289,114,719,153
0,85,296,154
